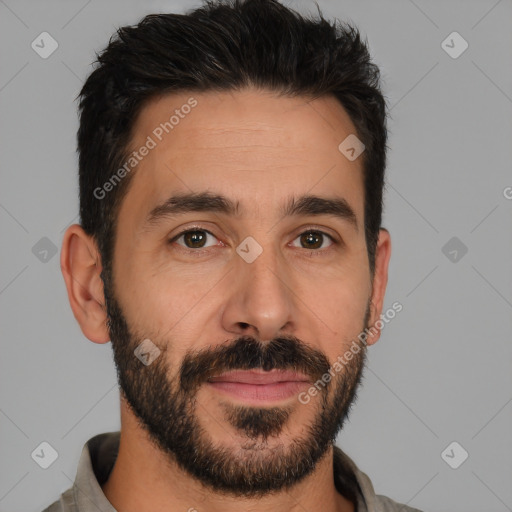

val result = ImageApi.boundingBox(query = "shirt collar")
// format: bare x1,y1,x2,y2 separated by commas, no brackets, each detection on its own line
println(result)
72,432,118,512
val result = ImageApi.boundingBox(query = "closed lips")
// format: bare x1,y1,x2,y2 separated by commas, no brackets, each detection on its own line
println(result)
207,370,311,385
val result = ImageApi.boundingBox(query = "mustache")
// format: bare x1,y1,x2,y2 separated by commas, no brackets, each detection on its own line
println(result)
179,335,331,393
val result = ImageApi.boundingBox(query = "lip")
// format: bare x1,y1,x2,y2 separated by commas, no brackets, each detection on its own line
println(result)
207,369,311,385
206,369,311,403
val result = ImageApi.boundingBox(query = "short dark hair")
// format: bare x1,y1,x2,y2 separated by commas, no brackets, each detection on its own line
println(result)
77,0,388,283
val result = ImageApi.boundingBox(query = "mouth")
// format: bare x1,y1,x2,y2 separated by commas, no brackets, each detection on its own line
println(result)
206,369,311,403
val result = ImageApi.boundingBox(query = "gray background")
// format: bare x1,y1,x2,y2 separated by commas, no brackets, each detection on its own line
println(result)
1,0,511,511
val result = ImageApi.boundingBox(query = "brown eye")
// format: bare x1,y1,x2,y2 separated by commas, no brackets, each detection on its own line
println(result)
171,229,218,249
291,230,335,250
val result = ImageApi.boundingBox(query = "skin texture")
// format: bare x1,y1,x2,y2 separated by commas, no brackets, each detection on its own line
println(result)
61,87,391,512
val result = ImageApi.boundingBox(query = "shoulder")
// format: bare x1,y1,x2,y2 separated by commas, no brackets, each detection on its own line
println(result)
358,469,425,511
40,487,76,512
333,445,426,512
374,494,425,512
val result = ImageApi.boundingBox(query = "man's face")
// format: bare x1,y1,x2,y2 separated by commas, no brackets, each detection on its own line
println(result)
105,88,374,496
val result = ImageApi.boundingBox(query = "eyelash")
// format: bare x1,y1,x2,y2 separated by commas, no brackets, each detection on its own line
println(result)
168,225,339,256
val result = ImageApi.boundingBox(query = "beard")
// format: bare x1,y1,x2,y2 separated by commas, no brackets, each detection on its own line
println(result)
103,273,369,498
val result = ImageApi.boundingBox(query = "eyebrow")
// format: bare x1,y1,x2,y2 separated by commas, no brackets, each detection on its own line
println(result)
145,191,358,232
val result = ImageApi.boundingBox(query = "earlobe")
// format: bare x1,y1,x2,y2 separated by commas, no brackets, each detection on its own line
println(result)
365,228,392,346
60,224,111,344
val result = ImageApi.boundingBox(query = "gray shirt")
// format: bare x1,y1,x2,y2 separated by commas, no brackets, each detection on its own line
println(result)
42,432,424,512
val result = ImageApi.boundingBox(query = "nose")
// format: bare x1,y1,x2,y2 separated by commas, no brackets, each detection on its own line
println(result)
221,244,296,343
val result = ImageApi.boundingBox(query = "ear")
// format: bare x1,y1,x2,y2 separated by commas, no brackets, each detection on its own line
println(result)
365,228,392,346
60,224,110,344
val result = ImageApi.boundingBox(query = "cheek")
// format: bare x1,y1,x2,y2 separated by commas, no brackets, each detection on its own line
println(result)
322,285,368,334
305,271,370,360
115,258,219,345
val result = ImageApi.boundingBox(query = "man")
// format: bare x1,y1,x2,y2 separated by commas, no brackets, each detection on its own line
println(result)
46,0,422,510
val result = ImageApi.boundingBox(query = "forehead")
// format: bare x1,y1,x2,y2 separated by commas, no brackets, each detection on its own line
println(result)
119,88,365,229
